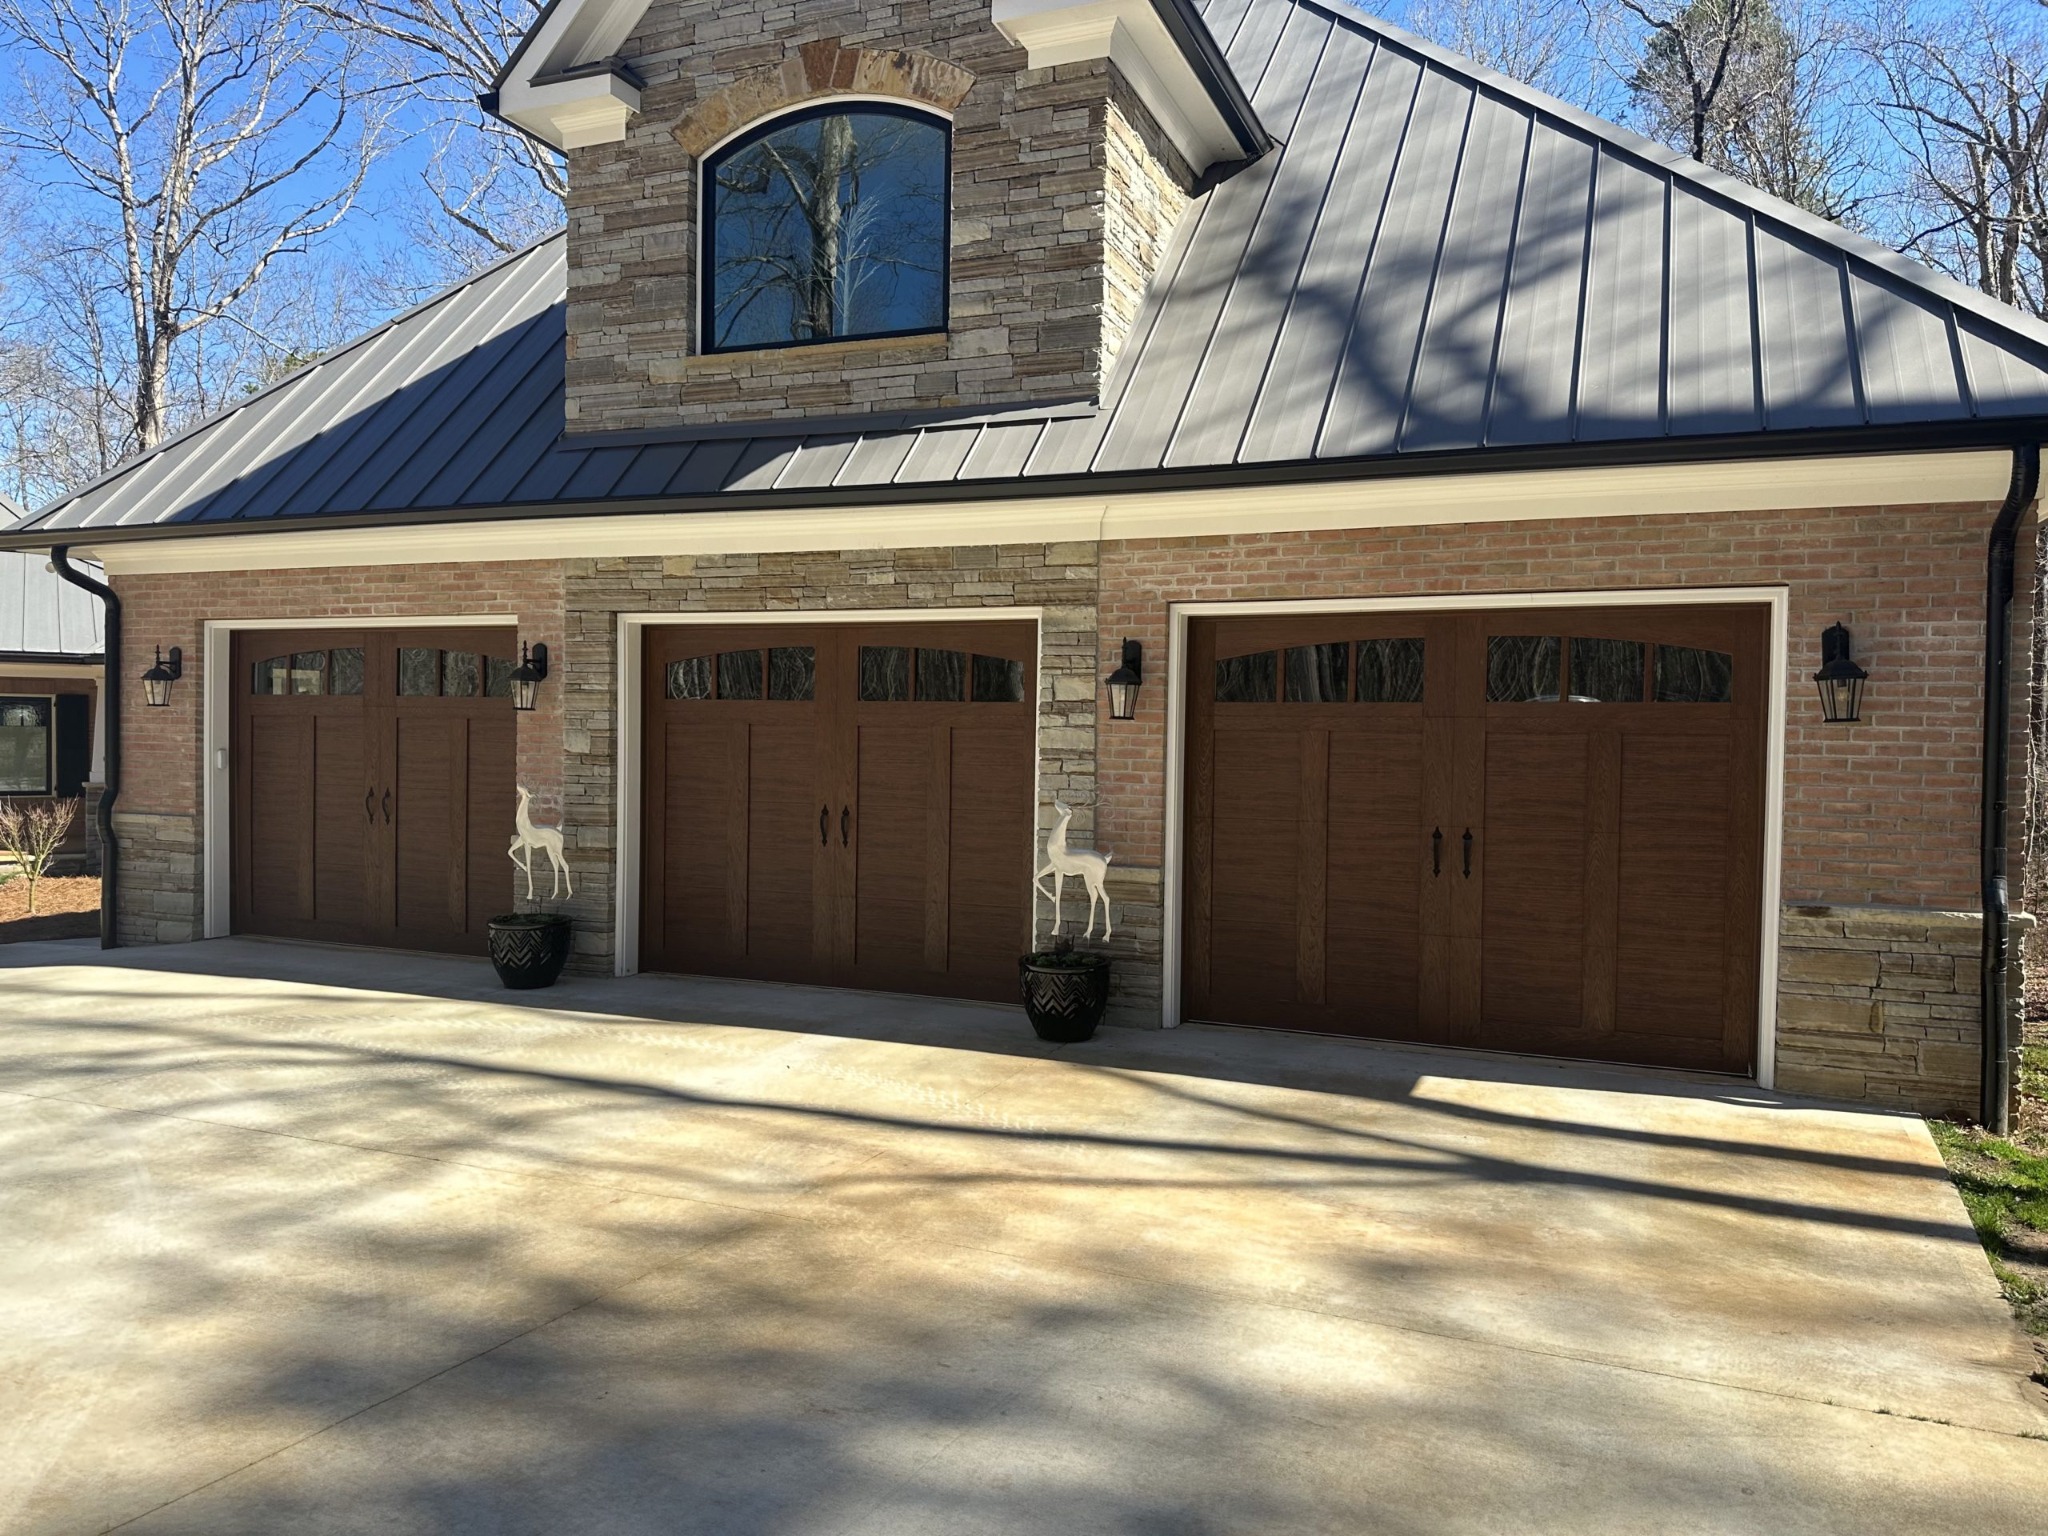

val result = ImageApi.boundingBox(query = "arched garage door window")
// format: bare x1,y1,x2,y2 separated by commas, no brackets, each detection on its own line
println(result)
703,103,949,351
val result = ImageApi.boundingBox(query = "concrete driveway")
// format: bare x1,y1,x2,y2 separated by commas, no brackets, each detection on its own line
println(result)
2,939,2043,1534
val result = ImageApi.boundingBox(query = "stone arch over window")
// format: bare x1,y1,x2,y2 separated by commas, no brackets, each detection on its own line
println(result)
672,41,975,159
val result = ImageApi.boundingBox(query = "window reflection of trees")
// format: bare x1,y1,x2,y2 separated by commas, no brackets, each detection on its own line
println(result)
707,106,948,350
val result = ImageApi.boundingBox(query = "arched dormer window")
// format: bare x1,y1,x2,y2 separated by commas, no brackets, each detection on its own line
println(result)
703,103,949,352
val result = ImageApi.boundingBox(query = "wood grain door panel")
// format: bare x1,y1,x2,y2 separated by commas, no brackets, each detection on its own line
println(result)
232,626,513,956
641,621,1034,1006
1185,604,1767,1075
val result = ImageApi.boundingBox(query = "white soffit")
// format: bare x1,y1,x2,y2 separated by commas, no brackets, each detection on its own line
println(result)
993,0,1250,171
495,0,651,149
82,451,2011,574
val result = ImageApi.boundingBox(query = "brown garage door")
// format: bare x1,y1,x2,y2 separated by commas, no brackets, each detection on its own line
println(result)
641,621,1036,1003
1183,605,1767,1074
231,628,517,954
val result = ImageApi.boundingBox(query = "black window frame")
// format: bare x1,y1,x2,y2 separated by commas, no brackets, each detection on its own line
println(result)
0,692,56,797
700,100,953,356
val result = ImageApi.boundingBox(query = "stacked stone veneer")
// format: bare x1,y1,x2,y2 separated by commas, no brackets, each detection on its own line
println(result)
1776,905,2027,1117
567,3,1197,432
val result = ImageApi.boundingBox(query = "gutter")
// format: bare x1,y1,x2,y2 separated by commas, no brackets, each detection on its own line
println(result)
48,549,118,949
1981,443,2039,1132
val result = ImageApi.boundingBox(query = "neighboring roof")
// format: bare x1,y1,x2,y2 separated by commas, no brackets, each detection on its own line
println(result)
15,0,2048,543
0,546,105,660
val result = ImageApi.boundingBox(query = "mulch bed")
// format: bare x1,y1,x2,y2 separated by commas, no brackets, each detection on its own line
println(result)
0,875,101,944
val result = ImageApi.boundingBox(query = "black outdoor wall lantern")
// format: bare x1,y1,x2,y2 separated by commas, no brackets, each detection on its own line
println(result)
1813,622,1868,724
1105,638,1143,721
140,645,182,708
509,641,549,713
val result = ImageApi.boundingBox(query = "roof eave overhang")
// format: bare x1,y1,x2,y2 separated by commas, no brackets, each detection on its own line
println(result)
7,420,2042,554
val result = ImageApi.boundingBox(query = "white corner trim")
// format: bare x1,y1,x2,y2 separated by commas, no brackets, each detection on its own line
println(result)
992,0,1245,170
199,613,528,943
84,451,2013,576
1159,585,1791,1089
498,71,641,150
614,606,1049,978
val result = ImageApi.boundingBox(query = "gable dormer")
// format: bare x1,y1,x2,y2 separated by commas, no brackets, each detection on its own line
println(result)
490,0,1267,436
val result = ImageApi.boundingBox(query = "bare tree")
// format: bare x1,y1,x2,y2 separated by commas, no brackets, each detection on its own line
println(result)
1402,0,1593,100
1868,0,2048,317
0,797,80,915
312,0,563,285
1616,0,1863,218
0,0,383,458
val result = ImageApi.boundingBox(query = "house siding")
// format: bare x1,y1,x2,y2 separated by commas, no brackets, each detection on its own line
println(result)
105,490,2034,1114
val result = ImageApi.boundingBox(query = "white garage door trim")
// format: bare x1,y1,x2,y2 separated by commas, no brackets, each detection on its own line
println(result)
1162,586,1791,1087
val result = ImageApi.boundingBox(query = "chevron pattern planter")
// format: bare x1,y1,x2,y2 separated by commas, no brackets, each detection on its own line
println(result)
1018,954,1111,1043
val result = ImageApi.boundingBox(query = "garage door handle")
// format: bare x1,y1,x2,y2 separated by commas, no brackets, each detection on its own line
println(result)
820,805,829,846
1462,828,1473,878
841,806,851,847
364,788,375,824
1431,827,1441,876
382,789,392,825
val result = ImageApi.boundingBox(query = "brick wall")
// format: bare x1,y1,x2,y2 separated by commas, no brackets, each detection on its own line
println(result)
566,0,1195,432
111,562,567,943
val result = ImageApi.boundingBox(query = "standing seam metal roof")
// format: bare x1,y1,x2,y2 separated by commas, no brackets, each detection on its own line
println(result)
17,0,2048,538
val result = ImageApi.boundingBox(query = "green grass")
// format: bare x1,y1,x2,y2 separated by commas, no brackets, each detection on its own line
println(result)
1930,1120,2048,1338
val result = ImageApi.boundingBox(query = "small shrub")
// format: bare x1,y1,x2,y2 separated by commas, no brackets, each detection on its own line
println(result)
0,797,81,914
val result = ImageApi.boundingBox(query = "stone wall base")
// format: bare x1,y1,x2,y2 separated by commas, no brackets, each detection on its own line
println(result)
1775,903,2023,1119
110,810,203,946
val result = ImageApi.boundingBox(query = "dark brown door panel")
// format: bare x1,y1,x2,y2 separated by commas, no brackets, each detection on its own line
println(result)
1184,604,1768,1075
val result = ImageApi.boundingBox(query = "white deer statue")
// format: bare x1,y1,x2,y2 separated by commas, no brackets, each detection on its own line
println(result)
509,786,574,902
1035,798,1113,940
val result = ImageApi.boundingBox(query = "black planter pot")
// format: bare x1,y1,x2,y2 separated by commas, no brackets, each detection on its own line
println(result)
488,913,573,989
1018,952,1111,1042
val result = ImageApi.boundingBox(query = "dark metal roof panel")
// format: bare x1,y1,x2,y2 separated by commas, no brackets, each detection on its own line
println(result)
1755,230,1863,430
1666,184,1762,435
774,435,861,489
1484,124,1595,446
19,0,2048,544
1852,274,1969,425
1575,150,1668,442
1398,90,1529,453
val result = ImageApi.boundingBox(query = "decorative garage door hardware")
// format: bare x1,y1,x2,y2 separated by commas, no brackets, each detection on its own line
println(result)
1183,605,1769,1076
642,621,1036,1005
231,627,518,956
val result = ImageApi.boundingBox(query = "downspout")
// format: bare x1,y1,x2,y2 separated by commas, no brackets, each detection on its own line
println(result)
49,548,118,950
1981,443,2039,1132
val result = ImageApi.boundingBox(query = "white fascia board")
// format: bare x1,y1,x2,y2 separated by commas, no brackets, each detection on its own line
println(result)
82,451,2011,575
496,0,653,149
993,0,1246,171
498,71,642,150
